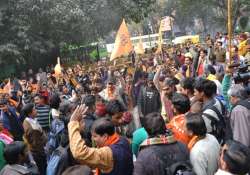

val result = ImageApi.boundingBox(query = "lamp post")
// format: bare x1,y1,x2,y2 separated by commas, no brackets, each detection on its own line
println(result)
228,0,232,64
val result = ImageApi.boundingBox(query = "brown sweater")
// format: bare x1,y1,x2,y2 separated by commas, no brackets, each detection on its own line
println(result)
23,119,47,152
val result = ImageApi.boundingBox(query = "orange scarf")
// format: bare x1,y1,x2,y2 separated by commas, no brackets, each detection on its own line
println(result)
96,133,120,175
187,136,201,151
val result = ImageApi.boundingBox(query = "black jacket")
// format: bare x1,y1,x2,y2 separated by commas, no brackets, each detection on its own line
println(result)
134,142,189,175
137,86,161,117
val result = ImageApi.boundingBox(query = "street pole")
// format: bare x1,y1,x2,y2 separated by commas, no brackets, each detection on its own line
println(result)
228,0,232,64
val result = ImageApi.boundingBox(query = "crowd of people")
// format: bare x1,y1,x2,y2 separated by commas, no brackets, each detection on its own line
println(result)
0,32,249,175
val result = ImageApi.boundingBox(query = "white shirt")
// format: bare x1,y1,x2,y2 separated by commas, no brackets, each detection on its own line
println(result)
215,169,234,175
190,134,220,175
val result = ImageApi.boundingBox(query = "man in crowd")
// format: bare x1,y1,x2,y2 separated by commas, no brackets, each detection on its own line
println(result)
194,78,225,142
34,94,50,132
137,73,161,121
68,104,133,175
215,140,250,175
228,85,250,147
134,112,189,175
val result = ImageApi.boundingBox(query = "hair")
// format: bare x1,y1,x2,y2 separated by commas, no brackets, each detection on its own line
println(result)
4,141,27,165
217,41,223,46
205,65,216,75
181,77,195,94
143,112,166,137
82,95,96,108
62,165,93,175
91,118,115,136
105,100,125,116
223,140,250,174
21,103,34,116
228,84,248,100
163,78,176,87
171,93,190,114
50,93,61,109
194,78,217,98
185,113,207,137
199,49,207,55
34,93,46,101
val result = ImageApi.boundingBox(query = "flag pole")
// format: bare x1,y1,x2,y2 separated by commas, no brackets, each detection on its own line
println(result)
228,0,232,64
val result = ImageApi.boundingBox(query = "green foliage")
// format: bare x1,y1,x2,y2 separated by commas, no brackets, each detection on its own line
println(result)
0,0,155,78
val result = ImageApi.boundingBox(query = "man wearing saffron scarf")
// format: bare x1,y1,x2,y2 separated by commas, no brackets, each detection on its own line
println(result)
68,104,133,175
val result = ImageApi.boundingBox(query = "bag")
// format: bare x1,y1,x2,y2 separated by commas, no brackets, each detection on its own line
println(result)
152,143,195,175
46,146,69,175
202,99,229,143
46,119,65,155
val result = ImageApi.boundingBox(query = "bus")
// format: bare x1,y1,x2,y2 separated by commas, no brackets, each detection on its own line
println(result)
106,33,160,53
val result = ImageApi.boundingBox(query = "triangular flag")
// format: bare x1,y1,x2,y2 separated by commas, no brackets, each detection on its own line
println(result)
110,19,133,61
136,35,144,54
54,57,62,76
3,79,11,94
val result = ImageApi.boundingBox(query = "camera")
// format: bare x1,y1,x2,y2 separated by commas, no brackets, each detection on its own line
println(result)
233,59,250,84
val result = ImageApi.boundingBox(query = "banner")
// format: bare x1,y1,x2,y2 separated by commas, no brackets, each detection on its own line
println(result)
160,16,173,32
110,19,133,61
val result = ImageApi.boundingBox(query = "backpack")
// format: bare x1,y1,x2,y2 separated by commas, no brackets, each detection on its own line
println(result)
46,118,66,156
152,143,196,175
202,99,229,143
46,146,69,175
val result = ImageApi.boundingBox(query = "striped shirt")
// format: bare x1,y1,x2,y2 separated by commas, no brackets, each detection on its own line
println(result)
35,104,50,130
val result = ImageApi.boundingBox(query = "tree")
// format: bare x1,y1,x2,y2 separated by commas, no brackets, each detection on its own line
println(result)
0,0,155,77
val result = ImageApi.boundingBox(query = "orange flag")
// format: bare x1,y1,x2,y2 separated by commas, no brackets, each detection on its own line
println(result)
110,19,133,61
54,57,62,76
136,35,144,54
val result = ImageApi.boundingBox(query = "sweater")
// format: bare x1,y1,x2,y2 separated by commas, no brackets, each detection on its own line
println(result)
190,134,220,175
132,128,148,156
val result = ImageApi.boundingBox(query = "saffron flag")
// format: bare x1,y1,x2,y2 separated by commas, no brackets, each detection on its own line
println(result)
54,57,62,76
136,35,144,54
110,19,133,61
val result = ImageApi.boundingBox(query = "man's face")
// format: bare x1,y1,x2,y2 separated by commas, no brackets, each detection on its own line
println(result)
31,107,37,117
91,132,107,147
34,96,42,105
180,87,188,96
126,76,132,83
162,85,172,97
111,112,123,126
230,96,239,105
78,71,83,76
194,89,203,101
184,57,191,65
63,86,69,94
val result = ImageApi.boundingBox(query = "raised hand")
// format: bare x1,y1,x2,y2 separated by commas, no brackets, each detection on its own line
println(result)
70,104,88,122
